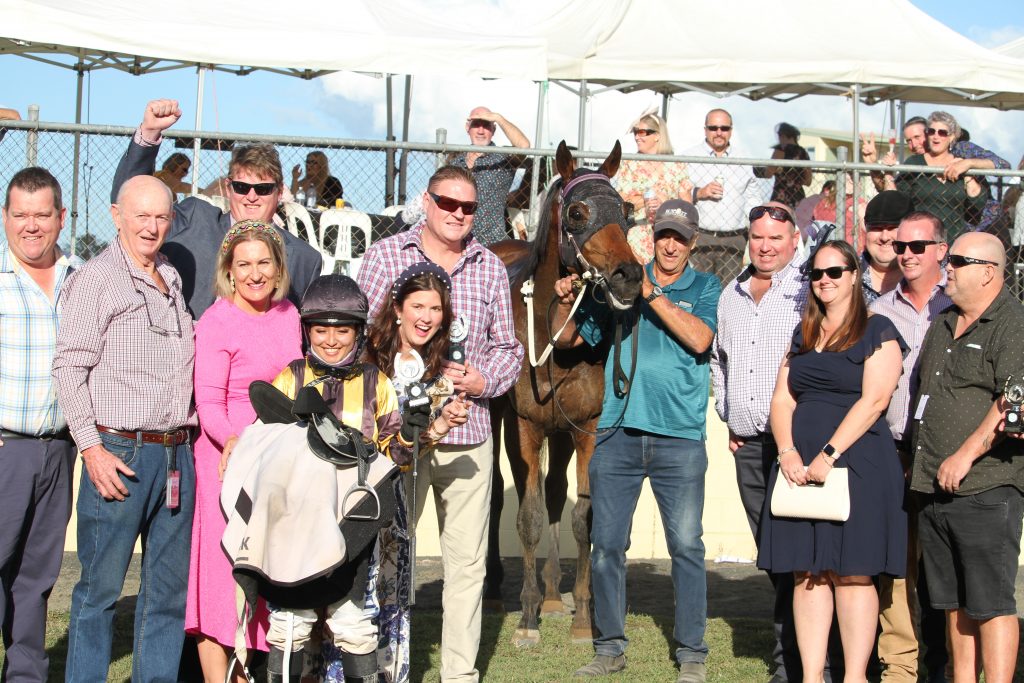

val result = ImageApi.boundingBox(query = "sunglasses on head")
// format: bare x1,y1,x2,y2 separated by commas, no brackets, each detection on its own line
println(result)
947,253,997,268
809,266,855,282
705,125,732,132
428,192,478,215
230,180,277,196
749,205,794,224
893,240,939,255
925,127,951,138
632,128,657,137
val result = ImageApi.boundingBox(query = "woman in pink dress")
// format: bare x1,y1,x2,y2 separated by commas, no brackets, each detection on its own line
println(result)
186,220,302,683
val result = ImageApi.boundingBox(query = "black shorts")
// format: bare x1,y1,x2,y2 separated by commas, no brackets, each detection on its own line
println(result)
918,486,1024,619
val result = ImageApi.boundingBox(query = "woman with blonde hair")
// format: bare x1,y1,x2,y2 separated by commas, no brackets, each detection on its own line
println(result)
612,109,693,262
186,220,302,683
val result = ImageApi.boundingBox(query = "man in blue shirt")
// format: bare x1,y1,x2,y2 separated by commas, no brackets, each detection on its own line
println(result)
554,200,721,682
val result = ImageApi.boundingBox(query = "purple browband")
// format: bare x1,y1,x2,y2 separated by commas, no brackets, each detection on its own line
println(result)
560,173,611,199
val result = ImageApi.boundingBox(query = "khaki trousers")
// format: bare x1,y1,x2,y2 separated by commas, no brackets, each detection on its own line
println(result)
414,437,493,682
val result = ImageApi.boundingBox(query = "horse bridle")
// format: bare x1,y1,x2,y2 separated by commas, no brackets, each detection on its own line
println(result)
555,172,630,300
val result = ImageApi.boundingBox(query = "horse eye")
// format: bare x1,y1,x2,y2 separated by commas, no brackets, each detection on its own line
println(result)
567,203,589,226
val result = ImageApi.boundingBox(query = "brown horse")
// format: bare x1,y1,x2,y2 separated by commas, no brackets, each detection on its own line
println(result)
488,141,642,645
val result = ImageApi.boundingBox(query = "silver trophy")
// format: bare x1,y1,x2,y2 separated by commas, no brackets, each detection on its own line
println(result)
1004,375,1024,435
394,350,429,408
448,314,468,365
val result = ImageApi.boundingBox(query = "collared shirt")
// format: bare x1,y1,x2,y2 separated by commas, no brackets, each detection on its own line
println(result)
869,275,952,440
859,253,883,305
711,257,807,438
683,141,764,233
357,222,524,445
0,242,79,435
451,144,519,246
52,238,196,451
910,289,1024,495
578,262,721,439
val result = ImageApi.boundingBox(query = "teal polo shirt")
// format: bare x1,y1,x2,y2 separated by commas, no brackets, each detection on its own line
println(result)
577,262,721,439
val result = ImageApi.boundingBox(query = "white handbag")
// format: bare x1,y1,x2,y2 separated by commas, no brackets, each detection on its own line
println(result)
770,466,850,522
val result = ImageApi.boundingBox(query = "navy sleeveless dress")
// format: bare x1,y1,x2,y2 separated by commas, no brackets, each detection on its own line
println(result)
758,315,908,577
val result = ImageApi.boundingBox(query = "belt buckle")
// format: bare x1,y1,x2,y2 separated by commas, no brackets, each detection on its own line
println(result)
162,430,176,447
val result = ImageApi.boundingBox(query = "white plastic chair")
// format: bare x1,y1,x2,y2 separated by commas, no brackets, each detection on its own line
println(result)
317,208,372,277
281,202,319,250
190,192,229,213
380,204,405,217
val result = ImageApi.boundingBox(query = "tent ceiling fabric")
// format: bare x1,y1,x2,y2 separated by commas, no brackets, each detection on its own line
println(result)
0,0,548,81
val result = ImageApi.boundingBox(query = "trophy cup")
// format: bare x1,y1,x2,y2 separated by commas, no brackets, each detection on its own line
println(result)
448,314,468,365
394,350,429,409
1003,375,1024,435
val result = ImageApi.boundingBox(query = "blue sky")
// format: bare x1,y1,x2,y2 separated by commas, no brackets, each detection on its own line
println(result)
2,1,1023,162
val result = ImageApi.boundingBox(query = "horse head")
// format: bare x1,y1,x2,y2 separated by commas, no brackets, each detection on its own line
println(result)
552,141,642,311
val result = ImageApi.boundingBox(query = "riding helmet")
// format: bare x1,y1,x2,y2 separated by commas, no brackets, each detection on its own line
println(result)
299,274,368,327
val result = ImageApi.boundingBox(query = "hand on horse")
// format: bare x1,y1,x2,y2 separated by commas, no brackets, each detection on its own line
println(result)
443,360,485,396
401,400,432,443
554,275,581,306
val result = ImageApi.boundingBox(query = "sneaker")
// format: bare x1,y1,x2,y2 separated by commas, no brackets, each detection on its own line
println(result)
573,654,627,677
676,662,706,683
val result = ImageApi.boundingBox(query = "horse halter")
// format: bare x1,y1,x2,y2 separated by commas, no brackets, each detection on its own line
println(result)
556,172,628,289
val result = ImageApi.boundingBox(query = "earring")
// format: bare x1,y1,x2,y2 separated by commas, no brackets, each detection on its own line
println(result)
229,274,236,292
396,317,402,325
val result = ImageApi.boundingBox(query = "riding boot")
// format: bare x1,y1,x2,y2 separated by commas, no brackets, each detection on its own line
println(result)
341,650,377,683
266,646,303,683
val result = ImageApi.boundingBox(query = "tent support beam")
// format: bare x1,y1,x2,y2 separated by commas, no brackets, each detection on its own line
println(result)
70,58,84,254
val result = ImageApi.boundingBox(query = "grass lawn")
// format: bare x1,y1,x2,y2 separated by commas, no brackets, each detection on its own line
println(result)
6,610,774,682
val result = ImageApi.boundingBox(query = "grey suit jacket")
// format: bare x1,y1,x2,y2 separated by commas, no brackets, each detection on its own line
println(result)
112,138,323,319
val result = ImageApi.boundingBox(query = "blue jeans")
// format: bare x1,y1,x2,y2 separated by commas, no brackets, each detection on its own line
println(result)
65,432,195,683
590,428,709,664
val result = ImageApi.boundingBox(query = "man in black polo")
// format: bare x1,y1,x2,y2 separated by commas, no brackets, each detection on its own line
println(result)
911,232,1024,683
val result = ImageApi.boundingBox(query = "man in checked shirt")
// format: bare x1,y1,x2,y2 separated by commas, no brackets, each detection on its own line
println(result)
357,164,523,683
710,200,826,683
53,175,197,683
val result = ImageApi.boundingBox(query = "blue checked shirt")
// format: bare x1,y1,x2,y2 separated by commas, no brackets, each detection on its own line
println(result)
0,242,80,435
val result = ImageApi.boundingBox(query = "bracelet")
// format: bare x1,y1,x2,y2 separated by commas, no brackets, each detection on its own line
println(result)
820,452,835,467
777,446,797,457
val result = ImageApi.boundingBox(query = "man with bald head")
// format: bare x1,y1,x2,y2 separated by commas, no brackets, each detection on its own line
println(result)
450,106,530,245
54,175,197,681
910,231,1024,683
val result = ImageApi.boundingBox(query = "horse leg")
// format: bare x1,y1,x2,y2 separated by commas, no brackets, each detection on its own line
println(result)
483,396,510,612
512,419,545,647
540,431,573,616
569,427,597,643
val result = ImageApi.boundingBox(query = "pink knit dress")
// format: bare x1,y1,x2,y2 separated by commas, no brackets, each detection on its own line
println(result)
185,297,301,648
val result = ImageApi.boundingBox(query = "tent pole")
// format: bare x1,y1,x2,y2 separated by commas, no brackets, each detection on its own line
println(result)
191,66,206,196
851,84,860,248
527,80,546,235
577,79,587,151
398,75,412,204
661,92,669,120
897,100,907,162
70,61,84,255
385,74,395,207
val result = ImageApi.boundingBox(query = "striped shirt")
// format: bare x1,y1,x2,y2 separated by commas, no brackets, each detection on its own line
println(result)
357,222,524,445
0,242,79,435
869,276,952,441
711,257,808,438
52,238,196,451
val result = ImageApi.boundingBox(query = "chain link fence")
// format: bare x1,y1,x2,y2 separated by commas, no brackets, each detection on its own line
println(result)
1,119,1022,297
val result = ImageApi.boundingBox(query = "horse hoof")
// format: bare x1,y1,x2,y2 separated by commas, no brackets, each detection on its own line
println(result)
482,598,506,613
541,598,567,615
512,628,541,648
571,627,595,644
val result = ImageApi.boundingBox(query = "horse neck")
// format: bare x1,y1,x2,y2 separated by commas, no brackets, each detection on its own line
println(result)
532,211,564,300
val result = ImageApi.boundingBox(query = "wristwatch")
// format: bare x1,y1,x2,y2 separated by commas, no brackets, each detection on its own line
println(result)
822,443,842,461
645,285,664,303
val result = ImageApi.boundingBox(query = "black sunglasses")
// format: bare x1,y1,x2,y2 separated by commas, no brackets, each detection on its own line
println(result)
705,125,732,132
893,240,939,255
925,127,951,138
809,266,855,281
749,205,794,225
632,128,657,137
428,192,478,216
230,180,278,196
947,253,997,268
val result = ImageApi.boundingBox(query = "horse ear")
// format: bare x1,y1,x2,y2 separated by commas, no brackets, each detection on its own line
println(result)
555,141,576,182
598,141,622,179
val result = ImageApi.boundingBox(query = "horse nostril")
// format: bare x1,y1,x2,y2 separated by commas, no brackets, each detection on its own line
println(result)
613,263,643,285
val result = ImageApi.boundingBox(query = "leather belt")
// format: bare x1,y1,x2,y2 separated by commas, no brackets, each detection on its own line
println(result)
0,428,72,442
97,425,191,446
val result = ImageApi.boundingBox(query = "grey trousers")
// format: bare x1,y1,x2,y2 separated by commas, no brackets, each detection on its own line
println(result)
0,434,75,683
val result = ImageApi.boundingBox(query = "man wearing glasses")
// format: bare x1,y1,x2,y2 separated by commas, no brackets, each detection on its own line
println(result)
450,106,531,246
112,98,322,319
869,211,951,683
358,165,523,683
53,175,197,682
910,232,1024,683
683,109,763,285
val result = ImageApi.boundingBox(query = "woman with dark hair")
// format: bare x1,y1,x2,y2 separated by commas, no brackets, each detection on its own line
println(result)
763,122,812,207
759,240,908,683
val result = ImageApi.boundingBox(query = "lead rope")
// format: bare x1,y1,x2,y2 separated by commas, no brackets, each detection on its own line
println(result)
521,274,591,367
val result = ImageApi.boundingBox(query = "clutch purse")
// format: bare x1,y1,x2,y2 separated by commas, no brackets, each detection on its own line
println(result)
770,466,850,522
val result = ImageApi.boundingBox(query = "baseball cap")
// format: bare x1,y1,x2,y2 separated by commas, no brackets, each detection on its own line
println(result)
653,199,700,240
864,191,915,228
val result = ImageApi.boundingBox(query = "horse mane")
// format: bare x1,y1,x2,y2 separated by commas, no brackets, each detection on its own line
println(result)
523,176,565,278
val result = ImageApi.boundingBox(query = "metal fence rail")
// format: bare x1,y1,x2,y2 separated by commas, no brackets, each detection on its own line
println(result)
1,118,1022,296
